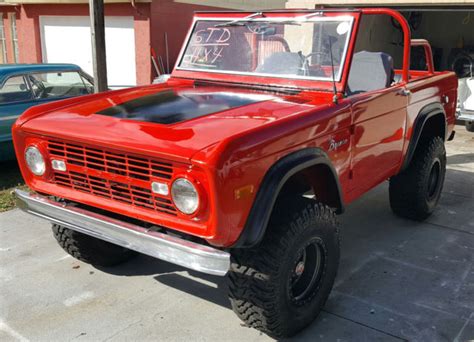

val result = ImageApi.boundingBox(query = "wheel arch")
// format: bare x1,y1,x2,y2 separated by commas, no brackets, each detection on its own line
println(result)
232,147,344,248
401,102,447,171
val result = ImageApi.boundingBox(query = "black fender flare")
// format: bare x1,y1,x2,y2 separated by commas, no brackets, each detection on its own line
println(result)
401,102,447,171
232,147,345,248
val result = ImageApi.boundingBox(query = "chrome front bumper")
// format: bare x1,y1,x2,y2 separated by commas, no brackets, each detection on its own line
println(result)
15,189,230,276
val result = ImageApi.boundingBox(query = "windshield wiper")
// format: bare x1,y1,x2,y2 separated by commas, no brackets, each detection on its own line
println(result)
214,12,265,27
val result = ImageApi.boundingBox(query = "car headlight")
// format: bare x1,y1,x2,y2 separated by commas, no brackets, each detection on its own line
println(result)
25,146,46,176
171,178,199,215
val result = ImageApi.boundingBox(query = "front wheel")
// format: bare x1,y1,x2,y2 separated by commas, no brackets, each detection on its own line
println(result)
52,225,137,267
228,199,340,338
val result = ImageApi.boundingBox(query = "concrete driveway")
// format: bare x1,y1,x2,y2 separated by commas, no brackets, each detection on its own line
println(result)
1,126,473,341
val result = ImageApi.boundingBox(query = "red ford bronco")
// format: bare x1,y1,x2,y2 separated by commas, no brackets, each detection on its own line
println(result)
13,8,457,338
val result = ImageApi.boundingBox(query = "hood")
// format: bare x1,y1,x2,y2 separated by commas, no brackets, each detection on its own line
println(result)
20,84,321,162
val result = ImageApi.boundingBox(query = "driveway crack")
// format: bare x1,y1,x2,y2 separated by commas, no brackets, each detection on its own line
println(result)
322,310,408,341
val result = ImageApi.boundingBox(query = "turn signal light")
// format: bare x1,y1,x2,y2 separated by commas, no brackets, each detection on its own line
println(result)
152,181,169,196
51,159,67,172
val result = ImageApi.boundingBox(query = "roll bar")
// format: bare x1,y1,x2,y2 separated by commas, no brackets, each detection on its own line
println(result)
361,8,411,83
411,39,435,74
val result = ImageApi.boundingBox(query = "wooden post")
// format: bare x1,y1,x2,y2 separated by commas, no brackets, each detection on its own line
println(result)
89,0,108,92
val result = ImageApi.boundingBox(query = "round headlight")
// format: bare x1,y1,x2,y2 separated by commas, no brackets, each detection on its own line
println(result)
171,178,199,215
25,146,46,176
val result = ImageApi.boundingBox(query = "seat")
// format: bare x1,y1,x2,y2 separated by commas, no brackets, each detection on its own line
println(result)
256,52,303,75
347,51,394,95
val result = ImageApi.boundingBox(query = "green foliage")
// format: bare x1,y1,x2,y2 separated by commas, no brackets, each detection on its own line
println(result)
0,160,26,212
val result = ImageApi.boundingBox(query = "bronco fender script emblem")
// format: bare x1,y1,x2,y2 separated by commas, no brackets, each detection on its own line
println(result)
328,138,348,151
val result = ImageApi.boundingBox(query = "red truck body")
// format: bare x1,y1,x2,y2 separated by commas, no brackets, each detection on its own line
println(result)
13,8,457,248
12,8,458,337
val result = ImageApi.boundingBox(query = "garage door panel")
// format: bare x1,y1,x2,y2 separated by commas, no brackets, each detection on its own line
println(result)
104,17,136,87
40,16,136,88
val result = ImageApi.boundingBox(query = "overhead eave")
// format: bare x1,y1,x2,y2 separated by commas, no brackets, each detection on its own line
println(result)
2,0,150,4
174,0,287,10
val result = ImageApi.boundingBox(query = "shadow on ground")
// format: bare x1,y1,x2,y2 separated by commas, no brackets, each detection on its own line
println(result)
447,152,474,165
99,254,230,309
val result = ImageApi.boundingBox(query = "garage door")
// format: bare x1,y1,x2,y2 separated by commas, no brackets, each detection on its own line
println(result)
40,16,136,88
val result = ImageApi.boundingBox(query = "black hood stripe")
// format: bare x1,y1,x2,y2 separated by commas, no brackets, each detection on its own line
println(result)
96,89,273,125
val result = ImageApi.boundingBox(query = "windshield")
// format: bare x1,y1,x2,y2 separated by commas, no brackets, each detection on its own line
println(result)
178,16,353,82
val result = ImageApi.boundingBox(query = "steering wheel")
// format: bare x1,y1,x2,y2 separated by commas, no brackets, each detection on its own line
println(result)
301,51,329,77
28,76,47,98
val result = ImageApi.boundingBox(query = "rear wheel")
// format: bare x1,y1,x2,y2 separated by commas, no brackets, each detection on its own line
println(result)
466,121,474,132
228,198,340,338
389,136,446,220
52,224,137,267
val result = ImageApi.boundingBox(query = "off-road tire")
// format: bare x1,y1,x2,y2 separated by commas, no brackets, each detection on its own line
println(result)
389,136,446,220
52,224,137,267
228,198,340,338
466,121,474,132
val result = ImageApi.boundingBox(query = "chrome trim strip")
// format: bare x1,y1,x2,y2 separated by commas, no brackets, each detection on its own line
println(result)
457,110,474,121
15,189,230,276
174,16,354,83
0,115,20,121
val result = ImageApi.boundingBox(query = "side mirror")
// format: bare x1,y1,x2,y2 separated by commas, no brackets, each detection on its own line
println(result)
19,83,27,91
326,35,338,46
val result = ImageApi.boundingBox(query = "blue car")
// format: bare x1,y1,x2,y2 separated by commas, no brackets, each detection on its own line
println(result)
0,64,94,161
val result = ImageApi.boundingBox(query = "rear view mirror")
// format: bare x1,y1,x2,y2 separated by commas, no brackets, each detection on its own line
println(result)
326,35,338,46
248,24,276,36
261,26,277,36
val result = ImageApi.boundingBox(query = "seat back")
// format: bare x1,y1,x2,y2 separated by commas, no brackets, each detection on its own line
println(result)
256,52,303,75
347,51,394,95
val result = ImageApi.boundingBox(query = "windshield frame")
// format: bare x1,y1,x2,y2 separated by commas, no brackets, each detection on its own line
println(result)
174,15,355,83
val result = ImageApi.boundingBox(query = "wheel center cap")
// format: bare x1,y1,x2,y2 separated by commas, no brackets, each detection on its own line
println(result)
295,261,305,276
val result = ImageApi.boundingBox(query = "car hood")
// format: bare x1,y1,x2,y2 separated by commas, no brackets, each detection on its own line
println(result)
20,84,322,163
